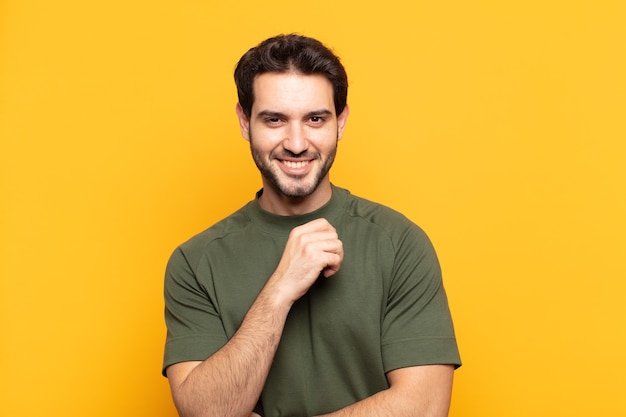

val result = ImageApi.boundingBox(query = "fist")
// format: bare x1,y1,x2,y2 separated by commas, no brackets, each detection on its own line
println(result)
272,218,343,303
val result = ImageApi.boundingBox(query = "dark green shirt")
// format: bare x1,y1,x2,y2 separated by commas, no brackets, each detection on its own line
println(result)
163,185,461,416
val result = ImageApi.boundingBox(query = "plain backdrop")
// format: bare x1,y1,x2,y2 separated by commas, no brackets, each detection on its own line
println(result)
1,1,625,416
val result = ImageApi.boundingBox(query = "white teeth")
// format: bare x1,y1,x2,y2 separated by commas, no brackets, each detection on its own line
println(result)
284,161,308,169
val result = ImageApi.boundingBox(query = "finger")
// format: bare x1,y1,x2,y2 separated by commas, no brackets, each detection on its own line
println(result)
321,253,343,277
293,218,335,234
302,236,342,257
322,265,339,278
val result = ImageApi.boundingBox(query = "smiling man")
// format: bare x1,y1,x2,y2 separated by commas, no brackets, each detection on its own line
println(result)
163,34,461,417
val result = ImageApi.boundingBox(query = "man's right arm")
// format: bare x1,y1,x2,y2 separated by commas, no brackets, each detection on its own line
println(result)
165,218,344,417
166,282,290,417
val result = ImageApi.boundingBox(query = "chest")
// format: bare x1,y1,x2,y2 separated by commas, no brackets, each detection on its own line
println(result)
200,225,395,338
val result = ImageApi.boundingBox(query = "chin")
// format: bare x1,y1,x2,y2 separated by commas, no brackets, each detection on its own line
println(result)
271,175,322,199
277,183,317,199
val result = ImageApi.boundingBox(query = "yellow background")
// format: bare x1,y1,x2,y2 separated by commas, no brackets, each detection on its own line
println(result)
1,0,625,416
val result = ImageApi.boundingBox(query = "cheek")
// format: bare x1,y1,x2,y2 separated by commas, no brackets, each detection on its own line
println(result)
310,127,339,148
249,126,283,148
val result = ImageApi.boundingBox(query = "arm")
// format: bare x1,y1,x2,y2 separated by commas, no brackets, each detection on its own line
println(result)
166,218,343,417
315,220,458,417
316,365,455,417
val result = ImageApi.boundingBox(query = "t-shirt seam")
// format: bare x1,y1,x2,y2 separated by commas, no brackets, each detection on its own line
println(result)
166,333,225,343
342,210,397,249
342,206,419,290
382,335,457,346
184,218,254,271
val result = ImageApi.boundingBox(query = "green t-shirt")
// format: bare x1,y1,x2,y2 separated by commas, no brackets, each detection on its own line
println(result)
163,185,461,416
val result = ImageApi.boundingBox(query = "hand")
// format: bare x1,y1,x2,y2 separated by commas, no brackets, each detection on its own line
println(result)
270,218,343,304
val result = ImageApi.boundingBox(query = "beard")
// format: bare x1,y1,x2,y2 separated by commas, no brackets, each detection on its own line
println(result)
249,134,337,199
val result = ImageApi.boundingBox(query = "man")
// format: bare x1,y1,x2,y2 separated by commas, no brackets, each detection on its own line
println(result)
163,34,461,417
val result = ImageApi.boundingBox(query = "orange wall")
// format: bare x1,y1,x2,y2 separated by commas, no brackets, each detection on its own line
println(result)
1,1,625,416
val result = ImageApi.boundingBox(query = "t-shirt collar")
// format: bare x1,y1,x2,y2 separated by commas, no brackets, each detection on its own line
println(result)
246,184,347,236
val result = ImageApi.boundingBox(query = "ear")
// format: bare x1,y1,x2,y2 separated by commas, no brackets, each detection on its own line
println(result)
235,103,251,141
336,104,349,140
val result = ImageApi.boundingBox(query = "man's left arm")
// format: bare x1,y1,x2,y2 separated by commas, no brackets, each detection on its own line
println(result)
315,220,459,417
315,364,454,417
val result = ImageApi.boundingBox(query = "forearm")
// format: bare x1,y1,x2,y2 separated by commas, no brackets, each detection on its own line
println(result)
314,387,405,417
169,286,291,417
315,389,449,417
315,365,454,417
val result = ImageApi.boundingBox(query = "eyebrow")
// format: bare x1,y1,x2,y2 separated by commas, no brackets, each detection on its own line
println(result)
256,110,286,119
305,109,333,118
255,109,333,119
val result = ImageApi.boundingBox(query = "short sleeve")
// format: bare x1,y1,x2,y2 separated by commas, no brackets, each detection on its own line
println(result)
162,246,228,376
381,224,461,372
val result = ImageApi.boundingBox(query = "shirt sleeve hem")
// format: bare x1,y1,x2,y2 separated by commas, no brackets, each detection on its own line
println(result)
382,336,462,372
162,334,227,376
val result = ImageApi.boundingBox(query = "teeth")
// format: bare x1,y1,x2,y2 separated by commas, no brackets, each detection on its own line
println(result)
284,161,308,169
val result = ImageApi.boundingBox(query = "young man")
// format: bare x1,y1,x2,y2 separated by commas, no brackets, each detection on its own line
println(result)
163,34,461,417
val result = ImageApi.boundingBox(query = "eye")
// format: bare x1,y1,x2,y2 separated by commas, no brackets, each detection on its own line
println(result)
265,117,283,126
309,116,325,124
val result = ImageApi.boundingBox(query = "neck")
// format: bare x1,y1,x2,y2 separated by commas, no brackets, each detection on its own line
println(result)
258,181,332,216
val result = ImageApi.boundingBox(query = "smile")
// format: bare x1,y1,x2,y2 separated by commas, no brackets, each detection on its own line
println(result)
282,160,310,169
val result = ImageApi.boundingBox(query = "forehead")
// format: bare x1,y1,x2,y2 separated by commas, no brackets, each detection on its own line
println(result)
251,72,334,113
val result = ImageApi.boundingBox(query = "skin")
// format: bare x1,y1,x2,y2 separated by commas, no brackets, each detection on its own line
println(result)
238,72,348,216
166,72,454,417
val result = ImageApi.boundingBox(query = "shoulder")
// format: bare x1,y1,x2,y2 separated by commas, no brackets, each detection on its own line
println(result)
334,187,435,260
339,188,426,237
343,191,408,223
168,202,254,266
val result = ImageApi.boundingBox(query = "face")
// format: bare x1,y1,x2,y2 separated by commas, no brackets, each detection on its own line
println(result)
236,72,349,209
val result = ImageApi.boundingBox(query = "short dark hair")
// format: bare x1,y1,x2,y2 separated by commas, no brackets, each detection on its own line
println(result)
234,34,348,118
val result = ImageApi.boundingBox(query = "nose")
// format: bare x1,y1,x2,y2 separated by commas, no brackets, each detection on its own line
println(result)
282,123,308,155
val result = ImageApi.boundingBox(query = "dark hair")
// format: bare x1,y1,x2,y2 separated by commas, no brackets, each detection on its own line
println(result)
234,34,348,118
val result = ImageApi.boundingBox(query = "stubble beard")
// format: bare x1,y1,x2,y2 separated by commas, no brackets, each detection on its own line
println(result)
249,134,337,199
